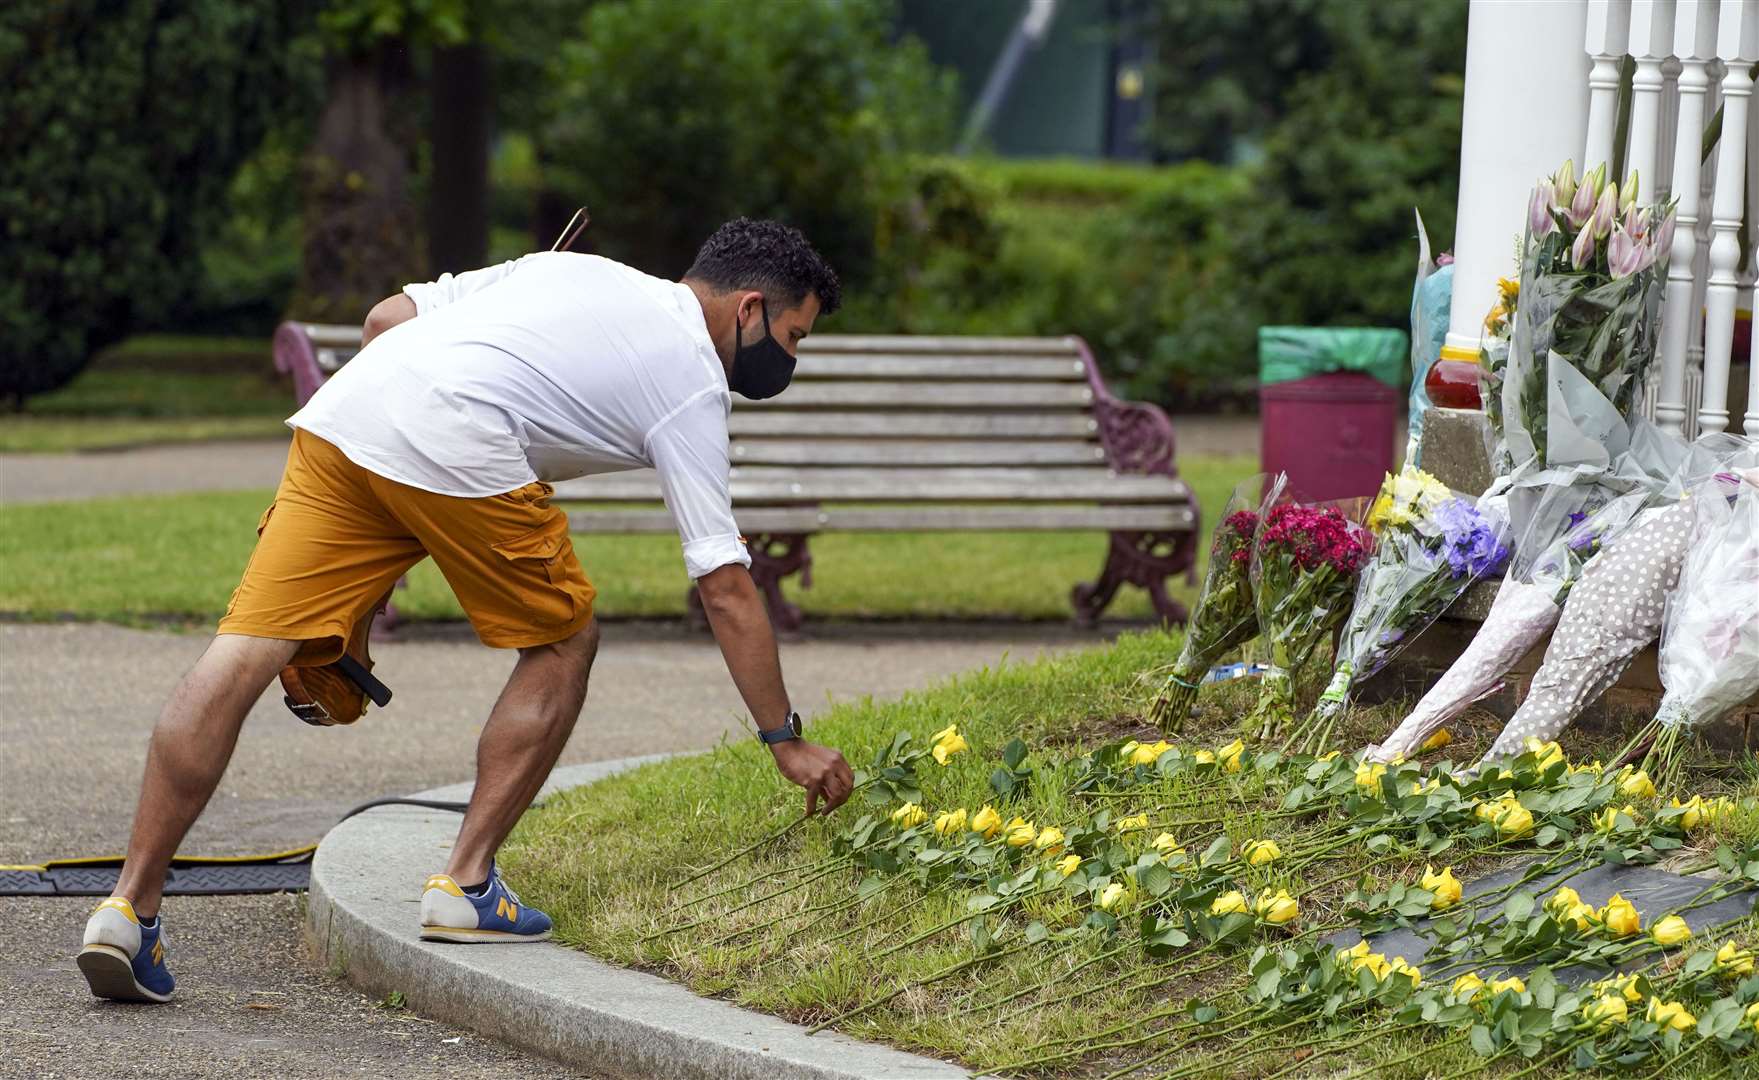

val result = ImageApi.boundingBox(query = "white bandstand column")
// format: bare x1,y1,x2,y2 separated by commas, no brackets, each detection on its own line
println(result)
1445,0,1592,363
1655,0,1723,435
1585,0,1634,168
1624,1,1676,187
1698,0,1757,435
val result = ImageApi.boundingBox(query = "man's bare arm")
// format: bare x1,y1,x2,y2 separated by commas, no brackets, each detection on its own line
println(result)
362,294,417,345
696,563,854,816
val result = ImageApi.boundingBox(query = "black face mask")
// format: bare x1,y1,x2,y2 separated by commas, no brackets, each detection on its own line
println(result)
728,301,795,400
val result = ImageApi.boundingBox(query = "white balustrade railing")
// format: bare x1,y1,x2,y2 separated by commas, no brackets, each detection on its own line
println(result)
1579,0,1757,437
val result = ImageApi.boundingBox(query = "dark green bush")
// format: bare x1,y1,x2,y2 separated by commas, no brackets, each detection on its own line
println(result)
0,1,319,403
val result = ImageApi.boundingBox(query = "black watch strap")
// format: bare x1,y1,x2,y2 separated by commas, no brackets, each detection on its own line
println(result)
758,711,803,745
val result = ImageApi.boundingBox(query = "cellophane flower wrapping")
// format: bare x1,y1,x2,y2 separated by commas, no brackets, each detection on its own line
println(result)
1152,474,1286,731
1655,472,1759,740
1293,470,1511,752
1246,501,1372,740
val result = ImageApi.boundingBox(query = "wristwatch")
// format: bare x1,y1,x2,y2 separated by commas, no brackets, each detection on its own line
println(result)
758,710,803,746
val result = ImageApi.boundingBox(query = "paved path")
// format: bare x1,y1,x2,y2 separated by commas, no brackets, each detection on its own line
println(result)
0,620,1094,1078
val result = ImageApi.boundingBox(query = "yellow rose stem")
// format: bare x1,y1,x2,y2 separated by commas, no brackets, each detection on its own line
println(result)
639,857,862,943
672,814,808,890
703,873,904,949
869,884,1059,960
942,938,1130,1019
1309,1029,1470,1080
978,1005,1265,1078
1089,1013,1319,1080
660,830,894,917
804,939,1034,1036
743,888,941,980
1638,1042,1713,1080
1196,1019,1441,1080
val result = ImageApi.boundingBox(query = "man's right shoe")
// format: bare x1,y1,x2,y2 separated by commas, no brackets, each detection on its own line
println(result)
78,897,175,1003
419,866,552,943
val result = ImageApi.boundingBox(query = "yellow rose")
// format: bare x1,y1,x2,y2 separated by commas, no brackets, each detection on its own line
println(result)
1355,761,1387,792
890,802,928,829
1055,853,1082,877
1650,914,1692,946
1645,997,1695,1032
1004,816,1037,847
931,731,969,766
1745,1000,1759,1031
1594,804,1639,832
929,723,959,745
1129,739,1173,766
1243,839,1282,866
1715,940,1755,976
1567,759,1606,776
1522,737,1566,770
1117,740,1140,764
1545,886,1582,915
1116,813,1149,834
1617,767,1657,800
1209,890,1249,916
1488,975,1526,996
1150,832,1185,856
1420,728,1453,752
1559,902,1600,933
1388,956,1422,988
1319,749,1342,762
1452,972,1485,999
1601,893,1641,937
1583,994,1629,1029
1494,801,1535,837
1218,738,1245,773
1097,882,1126,911
932,808,968,837
1420,865,1463,910
1254,889,1299,926
1611,974,1643,1003
1033,826,1065,854
1670,795,1706,830
1358,953,1392,980
1193,749,1216,766
970,804,1002,839
1339,940,1371,964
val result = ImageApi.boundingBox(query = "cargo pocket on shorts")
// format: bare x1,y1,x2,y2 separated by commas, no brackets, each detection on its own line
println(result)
490,515,578,627
225,502,278,617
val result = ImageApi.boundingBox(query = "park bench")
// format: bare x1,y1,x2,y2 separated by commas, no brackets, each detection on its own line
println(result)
274,323,1200,631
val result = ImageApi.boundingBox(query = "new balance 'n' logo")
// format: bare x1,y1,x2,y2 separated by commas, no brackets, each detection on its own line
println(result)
496,897,518,922
151,939,165,965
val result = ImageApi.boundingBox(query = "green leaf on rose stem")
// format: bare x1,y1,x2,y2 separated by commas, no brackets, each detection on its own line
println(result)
1572,1044,1598,1071
915,849,944,864
1141,863,1174,897
1024,920,1049,944
1470,1024,1496,1056
1683,949,1715,976
989,769,1014,798
1256,968,1282,998
1535,825,1562,847
1201,836,1232,866
966,894,999,912
1001,738,1027,770
1190,1003,1220,1024
862,783,893,808
1281,783,1316,809
857,876,890,902
1650,834,1682,851
970,920,992,953
1504,893,1535,923
1365,833,1394,853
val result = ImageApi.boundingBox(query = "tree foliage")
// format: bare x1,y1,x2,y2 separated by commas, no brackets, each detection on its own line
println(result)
0,1,319,403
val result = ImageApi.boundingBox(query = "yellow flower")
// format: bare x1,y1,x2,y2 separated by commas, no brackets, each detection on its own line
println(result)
932,808,968,837
1339,940,1371,964
1670,795,1706,831
1594,804,1639,832
1033,826,1065,854
1559,902,1600,933
1493,801,1535,837
1357,953,1392,980
1523,737,1566,770
1218,739,1246,773
1150,832,1185,856
1116,813,1149,834
1645,997,1696,1032
929,723,960,745
1055,853,1082,877
1117,740,1140,764
1611,974,1643,1003
1488,975,1526,996
1420,865,1462,910
1129,739,1173,766
1192,749,1216,766
1319,749,1341,762
1004,816,1037,847
931,731,969,766
1617,767,1657,800
1097,882,1126,911
1567,759,1606,776
1650,914,1692,946
970,804,1002,839
1715,940,1755,976
1420,728,1453,752
1355,761,1387,793
1243,839,1282,866
1583,994,1629,1029
1451,972,1485,999
1546,886,1583,915
1745,1000,1759,1031
1388,956,1422,988
890,802,928,829
1601,894,1641,937
1254,889,1299,926
1209,890,1248,916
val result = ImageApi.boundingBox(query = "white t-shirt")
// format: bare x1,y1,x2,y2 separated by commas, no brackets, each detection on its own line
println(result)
289,252,751,580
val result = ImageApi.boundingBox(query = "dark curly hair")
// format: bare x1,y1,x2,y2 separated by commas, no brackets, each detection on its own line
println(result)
684,218,841,316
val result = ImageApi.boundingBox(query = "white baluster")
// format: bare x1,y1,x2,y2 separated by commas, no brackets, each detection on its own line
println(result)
1698,0,1757,436
1655,0,1724,434
1586,0,1635,166
1747,76,1759,435
1656,56,1681,196
1625,1,1677,186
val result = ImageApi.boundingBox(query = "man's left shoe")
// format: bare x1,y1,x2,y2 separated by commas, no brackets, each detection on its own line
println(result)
419,866,552,943
77,896,176,1003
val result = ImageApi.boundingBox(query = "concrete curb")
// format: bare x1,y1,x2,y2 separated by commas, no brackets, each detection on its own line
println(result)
306,756,970,1080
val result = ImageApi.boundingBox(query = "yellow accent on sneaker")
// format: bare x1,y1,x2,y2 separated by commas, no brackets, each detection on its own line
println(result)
424,874,466,897
496,896,519,922
94,897,140,924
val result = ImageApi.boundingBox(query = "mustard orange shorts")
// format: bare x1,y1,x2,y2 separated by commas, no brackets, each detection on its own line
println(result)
219,429,596,665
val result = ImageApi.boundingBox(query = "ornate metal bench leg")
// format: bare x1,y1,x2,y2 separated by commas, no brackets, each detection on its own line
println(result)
686,533,813,633
1072,529,1197,628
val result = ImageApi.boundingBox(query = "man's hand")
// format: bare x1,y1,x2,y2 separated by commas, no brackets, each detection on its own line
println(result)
771,739,855,817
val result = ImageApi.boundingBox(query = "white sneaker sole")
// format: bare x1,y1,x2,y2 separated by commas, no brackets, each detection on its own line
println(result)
419,925,552,944
77,944,173,1003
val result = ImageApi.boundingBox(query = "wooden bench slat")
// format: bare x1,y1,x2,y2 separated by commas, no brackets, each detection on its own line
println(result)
727,411,1099,439
739,382,1095,409
553,467,1189,504
730,438,1106,467
792,354,1088,380
570,504,1196,534
798,335,1079,355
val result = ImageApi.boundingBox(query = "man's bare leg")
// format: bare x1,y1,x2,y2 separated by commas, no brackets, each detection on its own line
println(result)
445,619,599,885
111,634,299,917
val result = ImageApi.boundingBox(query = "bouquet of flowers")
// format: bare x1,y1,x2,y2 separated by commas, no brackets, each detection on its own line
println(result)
1479,274,1519,477
1150,474,1285,731
1246,500,1372,740
1640,470,1759,788
1288,469,1511,754
1503,161,1674,471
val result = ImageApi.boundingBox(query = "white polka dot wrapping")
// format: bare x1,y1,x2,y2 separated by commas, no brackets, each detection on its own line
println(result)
1652,479,1759,734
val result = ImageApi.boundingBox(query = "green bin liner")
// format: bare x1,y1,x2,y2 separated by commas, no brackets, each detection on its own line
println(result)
1258,326,1408,388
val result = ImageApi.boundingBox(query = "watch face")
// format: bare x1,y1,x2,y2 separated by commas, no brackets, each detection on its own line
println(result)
788,712,803,736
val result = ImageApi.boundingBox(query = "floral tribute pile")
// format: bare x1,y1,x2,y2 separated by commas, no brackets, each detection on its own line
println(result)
634,722,1759,1079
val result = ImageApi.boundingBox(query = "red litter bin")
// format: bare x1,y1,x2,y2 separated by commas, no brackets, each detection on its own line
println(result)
1258,327,1405,504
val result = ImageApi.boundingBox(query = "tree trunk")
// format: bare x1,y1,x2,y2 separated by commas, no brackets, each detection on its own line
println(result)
428,41,491,274
288,41,421,324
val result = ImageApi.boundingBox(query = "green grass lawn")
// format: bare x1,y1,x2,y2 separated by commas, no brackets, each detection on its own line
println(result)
0,455,1255,625
502,631,1759,1078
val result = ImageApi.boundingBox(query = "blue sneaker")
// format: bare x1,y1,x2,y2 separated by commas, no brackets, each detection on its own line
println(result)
419,865,552,943
78,896,175,1003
